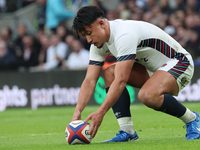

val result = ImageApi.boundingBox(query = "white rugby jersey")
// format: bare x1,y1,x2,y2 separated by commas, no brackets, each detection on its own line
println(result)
89,19,192,73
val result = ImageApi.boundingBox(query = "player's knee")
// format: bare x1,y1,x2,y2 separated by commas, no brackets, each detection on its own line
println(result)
138,89,157,107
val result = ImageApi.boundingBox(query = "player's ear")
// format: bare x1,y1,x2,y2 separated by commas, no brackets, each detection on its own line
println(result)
98,19,106,29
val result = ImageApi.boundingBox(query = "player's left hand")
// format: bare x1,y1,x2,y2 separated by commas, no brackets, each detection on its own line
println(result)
84,110,105,139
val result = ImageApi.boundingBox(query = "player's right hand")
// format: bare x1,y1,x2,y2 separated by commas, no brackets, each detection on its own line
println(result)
71,110,81,121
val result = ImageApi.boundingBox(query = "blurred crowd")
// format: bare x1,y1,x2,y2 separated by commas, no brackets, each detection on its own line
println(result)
0,0,200,72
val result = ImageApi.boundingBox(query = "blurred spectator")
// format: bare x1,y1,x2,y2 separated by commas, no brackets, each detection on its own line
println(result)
150,6,167,29
173,0,186,10
1,27,12,43
91,0,107,16
106,10,119,21
186,0,200,13
38,34,68,70
185,15,200,35
35,28,45,40
66,0,91,12
143,0,157,12
35,0,46,30
131,7,144,20
127,0,137,12
142,11,153,22
185,28,200,60
14,23,41,62
116,1,128,14
63,39,89,69
185,6,196,16
120,10,132,19
135,0,147,9
79,35,91,50
17,35,40,68
194,14,200,27
0,40,18,71
16,0,35,9
38,34,50,66
0,35,4,42
174,9,185,23
65,34,75,59
185,15,196,29
2,0,200,69
176,27,190,48
14,23,28,54
1,27,15,54
46,0,75,33
159,0,173,15
56,23,72,42
168,13,183,29
164,25,176,38
0,0,6,12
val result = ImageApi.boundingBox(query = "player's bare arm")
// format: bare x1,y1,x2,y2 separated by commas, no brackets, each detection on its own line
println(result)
85,59,134,138
72,65,102,121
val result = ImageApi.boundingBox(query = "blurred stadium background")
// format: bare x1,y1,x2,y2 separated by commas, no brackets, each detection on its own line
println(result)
0,0,200,112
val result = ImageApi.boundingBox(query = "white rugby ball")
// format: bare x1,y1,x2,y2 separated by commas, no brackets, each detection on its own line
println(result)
65,120,91,145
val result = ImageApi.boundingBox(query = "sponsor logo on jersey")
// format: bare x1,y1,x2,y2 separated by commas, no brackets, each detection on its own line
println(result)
106,50,111,54
181,77,187,85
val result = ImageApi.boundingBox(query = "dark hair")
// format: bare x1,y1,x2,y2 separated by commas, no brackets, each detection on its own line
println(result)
72,6,105,38
6,27,12,36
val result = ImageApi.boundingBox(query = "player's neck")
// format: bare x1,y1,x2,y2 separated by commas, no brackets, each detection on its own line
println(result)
105,19,111,42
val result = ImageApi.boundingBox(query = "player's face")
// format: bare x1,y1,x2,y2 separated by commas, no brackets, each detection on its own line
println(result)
83,19,108,48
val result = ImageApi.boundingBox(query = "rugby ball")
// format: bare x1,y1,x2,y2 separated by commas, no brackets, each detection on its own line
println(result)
65,120,92,145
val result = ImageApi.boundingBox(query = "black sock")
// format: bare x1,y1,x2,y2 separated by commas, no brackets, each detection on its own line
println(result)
156,94,186,118
106,87,131,119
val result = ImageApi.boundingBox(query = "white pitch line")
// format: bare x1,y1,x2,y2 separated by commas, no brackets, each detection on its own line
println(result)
0,130,116,138
0,133,62,138
29,133,62,136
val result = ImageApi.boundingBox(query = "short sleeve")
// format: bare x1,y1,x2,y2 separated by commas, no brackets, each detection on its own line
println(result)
89,44,108,66
116,33,139,62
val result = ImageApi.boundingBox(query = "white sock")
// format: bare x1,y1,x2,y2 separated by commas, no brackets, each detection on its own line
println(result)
179,108,196,123
117,117,135,134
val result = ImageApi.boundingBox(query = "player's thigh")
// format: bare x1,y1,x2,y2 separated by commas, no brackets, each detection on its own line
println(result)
140,57,194,97
140,70,179,97
138,57,194,107
138,70,179,109
127,62,150,88
103,63,116,87
103,62,149,88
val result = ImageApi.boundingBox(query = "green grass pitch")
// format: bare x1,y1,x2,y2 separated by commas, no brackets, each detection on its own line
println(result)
1,102,200,150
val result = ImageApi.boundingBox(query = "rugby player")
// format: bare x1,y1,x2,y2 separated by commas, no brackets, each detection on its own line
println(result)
71,6,200,142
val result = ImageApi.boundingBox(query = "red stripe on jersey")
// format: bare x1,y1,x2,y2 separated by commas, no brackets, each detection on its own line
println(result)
152,39,155,48
162,41,165,54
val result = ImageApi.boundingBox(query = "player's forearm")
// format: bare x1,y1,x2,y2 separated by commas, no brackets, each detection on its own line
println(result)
98,78,127,115
75,78,96,113
98,60,133,114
